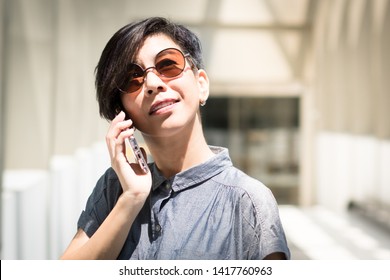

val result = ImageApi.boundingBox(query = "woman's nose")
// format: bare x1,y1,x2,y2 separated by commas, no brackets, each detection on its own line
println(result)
144,70,166,95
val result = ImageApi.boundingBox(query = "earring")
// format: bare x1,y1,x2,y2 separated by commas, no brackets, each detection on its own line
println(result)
200,100,206,106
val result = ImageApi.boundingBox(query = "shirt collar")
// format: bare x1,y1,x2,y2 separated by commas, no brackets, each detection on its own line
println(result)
150,146,232,192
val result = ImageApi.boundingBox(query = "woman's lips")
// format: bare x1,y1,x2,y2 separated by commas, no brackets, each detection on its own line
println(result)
149,99,178,115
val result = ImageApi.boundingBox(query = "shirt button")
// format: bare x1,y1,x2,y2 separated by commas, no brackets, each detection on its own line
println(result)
165,182,171,190
155,224,161,232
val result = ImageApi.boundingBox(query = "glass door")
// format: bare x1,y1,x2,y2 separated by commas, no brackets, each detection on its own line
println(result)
202,96,300,204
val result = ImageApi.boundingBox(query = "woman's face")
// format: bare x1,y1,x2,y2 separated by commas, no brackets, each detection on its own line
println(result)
120,34,209,137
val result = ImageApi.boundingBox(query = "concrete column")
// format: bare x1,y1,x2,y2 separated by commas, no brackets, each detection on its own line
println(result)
0,0,6,259
3,0,55,169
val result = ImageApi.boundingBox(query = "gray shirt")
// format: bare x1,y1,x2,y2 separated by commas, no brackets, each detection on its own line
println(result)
78,146,290,259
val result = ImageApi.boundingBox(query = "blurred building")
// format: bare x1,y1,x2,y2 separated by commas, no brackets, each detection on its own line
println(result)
0,0,389,259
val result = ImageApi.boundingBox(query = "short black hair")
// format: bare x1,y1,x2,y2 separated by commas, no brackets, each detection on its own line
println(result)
95,17,204,121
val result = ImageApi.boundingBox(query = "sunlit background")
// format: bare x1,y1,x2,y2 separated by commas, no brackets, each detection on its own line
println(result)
1,0,389,260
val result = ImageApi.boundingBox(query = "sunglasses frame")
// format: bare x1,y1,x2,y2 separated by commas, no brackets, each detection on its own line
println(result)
118,47,193,94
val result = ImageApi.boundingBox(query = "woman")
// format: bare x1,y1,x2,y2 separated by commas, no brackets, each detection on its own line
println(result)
61,17,290,260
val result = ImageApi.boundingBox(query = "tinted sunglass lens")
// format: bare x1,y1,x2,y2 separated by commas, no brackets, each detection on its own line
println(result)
129,64,144,79
126,64,144,92
127,78,144,92
155,49,185,77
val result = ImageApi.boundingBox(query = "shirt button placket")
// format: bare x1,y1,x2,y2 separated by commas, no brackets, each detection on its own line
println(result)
151,220,162,240
151,181,171,240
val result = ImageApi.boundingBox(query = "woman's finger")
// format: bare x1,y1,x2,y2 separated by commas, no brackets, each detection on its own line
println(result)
106,112,125,156
106,112,133,158
114,128,135,159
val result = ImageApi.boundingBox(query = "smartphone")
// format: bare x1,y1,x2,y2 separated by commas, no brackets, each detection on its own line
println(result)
127,135,149,174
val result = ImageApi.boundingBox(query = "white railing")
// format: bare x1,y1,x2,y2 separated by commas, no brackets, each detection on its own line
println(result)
1,142,110,260
316,132,390,212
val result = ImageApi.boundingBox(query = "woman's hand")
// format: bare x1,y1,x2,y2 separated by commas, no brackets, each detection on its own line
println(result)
106,111,152,202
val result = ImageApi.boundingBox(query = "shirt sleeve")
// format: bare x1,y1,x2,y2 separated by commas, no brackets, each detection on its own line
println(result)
255,187,291,260
241,177,290,260
77,168,123,237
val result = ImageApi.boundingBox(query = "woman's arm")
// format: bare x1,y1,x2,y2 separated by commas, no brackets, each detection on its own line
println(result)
60,191,146,259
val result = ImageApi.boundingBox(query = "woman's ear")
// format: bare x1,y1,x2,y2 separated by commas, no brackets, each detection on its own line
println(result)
197,69,210,104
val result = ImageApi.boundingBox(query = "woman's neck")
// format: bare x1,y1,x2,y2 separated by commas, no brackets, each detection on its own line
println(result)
143,121,214,178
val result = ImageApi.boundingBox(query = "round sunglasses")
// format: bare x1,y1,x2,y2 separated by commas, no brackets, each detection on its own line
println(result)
119,48,192,93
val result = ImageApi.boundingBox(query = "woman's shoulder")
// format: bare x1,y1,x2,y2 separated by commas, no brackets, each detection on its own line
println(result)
217,166,268,190
214,166,277,206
